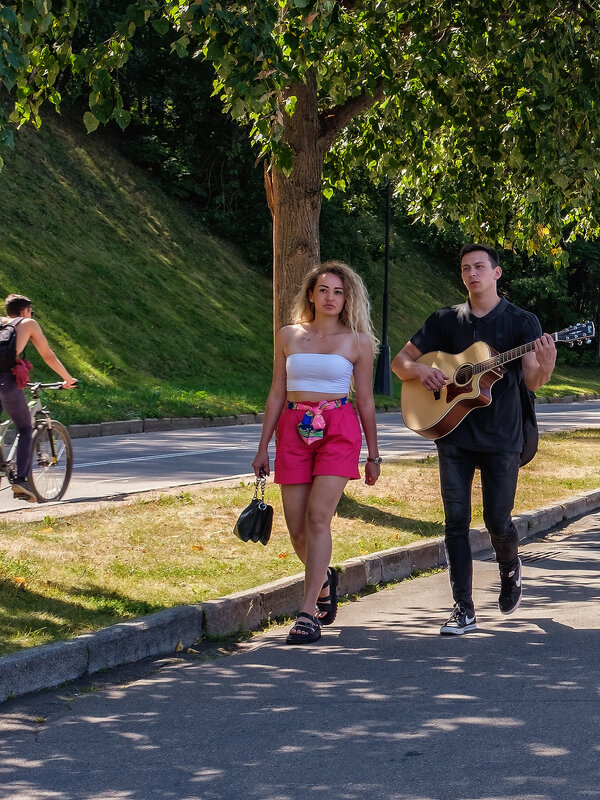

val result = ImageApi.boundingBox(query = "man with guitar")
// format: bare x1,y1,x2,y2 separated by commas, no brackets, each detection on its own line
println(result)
392,244,557,635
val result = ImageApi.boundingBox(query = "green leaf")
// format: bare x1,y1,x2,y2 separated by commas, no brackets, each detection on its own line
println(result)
125,4,145,27
152,17,170,36
39,11,54,32
0,129,15,148
0,6,17,24
114,109,132,131
283,95,297,116
18,16,32,35
83,112,100,134
171,35,190,58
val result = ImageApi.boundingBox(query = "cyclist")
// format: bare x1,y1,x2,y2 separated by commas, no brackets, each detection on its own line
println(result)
1,294,77,502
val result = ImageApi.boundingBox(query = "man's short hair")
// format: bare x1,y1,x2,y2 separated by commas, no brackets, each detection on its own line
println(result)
459,243,500,267
5,294,32,316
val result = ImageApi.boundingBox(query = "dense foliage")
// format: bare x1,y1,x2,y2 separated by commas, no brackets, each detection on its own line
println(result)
1,0,599,336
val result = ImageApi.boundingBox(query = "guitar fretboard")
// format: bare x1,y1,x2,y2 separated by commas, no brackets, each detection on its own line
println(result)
474,340,538,374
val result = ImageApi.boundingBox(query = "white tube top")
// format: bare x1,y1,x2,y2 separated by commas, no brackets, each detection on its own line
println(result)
286,353,353,394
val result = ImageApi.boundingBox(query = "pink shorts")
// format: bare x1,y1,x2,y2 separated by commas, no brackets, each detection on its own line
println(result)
274,402,362,484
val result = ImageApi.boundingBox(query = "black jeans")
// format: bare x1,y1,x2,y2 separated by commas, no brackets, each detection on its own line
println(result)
437,442,521,614
0,371,33,479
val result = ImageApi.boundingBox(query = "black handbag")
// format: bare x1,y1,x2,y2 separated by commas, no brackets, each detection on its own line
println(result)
233,470,273,546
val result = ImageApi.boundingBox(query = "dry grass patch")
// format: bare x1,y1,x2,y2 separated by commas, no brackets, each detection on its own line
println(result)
0,430,598,655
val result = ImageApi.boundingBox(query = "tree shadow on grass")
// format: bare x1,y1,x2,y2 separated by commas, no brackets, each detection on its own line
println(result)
336,492,443,539
0,578,165,656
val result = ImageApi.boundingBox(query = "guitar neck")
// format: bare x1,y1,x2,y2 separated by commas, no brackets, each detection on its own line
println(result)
474,339,539,374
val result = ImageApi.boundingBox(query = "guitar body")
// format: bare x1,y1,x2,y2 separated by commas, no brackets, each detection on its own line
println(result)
401,341,506,439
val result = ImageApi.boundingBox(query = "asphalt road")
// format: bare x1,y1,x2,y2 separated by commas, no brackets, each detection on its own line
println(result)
1,400,598,512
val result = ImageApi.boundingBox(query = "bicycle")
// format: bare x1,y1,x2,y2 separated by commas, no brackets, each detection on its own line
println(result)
0,381,74,502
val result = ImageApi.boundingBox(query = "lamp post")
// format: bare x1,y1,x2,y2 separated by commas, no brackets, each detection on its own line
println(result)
374,178,392,395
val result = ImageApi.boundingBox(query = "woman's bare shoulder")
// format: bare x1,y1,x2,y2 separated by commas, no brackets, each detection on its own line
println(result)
278,323,304,342
354,331,376,359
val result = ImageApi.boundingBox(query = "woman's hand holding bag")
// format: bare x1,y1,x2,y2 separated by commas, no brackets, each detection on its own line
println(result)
233,468,273,546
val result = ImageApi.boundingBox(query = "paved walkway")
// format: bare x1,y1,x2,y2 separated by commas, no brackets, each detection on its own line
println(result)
1,509,600,800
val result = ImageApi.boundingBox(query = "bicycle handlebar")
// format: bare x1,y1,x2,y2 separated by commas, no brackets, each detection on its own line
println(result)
27,380,79,391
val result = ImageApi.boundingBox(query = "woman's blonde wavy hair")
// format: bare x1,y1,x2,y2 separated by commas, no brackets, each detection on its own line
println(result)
290,261,379,356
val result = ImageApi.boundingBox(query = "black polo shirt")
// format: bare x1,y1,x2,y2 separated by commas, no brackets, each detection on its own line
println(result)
410,298,542,452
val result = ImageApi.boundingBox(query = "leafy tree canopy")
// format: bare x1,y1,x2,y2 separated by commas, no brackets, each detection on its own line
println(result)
3,0,600,266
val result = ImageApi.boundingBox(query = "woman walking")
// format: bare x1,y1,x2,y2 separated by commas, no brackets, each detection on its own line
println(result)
252,261,381,645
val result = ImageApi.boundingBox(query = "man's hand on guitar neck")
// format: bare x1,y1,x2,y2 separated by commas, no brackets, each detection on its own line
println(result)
523,333,557,391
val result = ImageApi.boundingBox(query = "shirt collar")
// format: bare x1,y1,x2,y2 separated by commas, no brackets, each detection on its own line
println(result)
465,296,507,323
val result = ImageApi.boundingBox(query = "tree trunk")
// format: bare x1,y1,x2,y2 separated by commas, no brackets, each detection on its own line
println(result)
264,72,385,333
265,72,326,332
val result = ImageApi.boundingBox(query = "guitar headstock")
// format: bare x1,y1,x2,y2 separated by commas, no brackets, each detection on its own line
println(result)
555,321,596,344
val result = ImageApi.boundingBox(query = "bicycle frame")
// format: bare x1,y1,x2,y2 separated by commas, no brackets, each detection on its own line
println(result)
0,381,64,478
0,417,18,478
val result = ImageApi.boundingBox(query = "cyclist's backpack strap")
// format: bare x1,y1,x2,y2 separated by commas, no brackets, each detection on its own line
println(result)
12,317,27,360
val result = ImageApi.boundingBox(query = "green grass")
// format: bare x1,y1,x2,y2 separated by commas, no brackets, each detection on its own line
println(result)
536,364,600,399
0,429,598,656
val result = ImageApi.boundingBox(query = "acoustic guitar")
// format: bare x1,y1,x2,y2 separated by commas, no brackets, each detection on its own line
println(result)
401,321,596,440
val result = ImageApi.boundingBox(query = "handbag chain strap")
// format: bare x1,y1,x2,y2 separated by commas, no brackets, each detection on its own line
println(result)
254,467,267,505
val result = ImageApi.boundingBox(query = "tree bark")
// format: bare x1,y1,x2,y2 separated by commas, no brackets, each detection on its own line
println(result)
266,72,325,332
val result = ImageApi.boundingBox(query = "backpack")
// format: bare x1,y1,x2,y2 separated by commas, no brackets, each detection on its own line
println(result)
0,320,19,373
519,379,539,467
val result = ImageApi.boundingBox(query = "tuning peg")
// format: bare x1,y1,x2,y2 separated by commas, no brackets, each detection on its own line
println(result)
585,338,592,345
569,342,574,348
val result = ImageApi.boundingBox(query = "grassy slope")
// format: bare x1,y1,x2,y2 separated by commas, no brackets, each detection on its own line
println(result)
0,115,597,426
0,115,274,424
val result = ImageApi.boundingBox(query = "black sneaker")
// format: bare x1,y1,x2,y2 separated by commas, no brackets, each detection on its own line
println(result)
12,479,37,503
440,605,477,635
498,557,522,615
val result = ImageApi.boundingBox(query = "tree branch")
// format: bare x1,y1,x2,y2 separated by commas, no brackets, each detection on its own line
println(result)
319,80,385,150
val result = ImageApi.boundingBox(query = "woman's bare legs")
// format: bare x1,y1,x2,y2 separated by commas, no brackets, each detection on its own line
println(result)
280,482,311,563
281,475,348,635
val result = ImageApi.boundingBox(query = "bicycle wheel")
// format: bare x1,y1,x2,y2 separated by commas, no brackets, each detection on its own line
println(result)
29,421,73,502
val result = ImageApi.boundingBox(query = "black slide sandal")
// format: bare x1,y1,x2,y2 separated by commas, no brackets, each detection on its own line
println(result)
285,612,322,645
316,566,338,625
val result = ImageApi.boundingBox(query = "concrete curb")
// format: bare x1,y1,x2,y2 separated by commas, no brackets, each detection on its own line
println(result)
65,393,600,438
1,488,599,704
68,414,266,439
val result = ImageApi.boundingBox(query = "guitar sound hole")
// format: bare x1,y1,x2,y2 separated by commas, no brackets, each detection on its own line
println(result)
455,365,473,386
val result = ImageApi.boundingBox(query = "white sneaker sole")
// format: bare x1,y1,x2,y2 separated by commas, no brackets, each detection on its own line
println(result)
499,593,522,615
440,622,477,635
